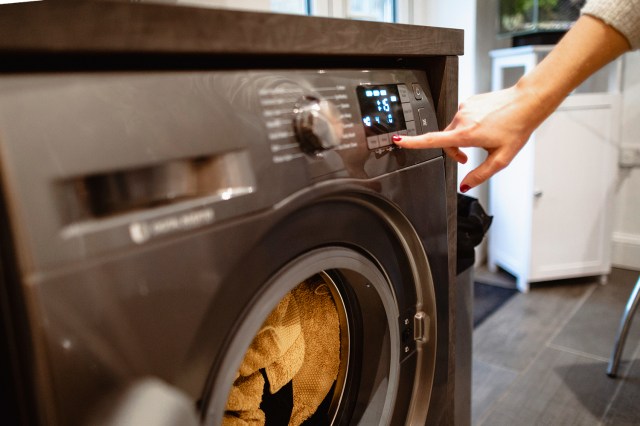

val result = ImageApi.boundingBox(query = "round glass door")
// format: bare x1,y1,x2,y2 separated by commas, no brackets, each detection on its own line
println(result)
204,246,435,426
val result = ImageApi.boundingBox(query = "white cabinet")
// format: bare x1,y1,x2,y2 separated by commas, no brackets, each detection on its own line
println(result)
488,46,621,292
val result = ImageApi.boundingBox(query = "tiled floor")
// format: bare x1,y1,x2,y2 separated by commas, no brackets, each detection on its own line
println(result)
472,267,640,426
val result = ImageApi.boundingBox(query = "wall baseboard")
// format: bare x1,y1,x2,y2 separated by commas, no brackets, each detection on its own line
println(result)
612,232,640,270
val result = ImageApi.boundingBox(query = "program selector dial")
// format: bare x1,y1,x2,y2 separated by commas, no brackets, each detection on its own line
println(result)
292,96,344,154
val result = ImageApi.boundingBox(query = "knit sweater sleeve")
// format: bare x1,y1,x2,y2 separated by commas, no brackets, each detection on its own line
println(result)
581,0,640,50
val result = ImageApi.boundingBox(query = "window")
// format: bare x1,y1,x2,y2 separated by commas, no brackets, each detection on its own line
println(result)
167,0,405,23
271,0,401,23
347,0,395,23
271,0,310,15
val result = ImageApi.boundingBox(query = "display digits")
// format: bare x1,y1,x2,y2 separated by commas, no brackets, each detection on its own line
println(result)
356,84,406,137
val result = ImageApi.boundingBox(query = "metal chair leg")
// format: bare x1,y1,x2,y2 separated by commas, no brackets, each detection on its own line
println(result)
607,275,640,377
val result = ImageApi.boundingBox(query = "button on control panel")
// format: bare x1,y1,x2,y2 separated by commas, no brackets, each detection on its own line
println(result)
398,84,412,103
406,121,417,136
399,84,418,139
412,83,423,100
401,102,414,122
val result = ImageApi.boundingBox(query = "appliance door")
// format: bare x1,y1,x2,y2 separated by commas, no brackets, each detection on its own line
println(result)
28,185,440,426
201,194,438,426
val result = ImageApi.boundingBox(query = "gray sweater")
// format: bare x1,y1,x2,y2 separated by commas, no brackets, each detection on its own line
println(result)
582,0,640,49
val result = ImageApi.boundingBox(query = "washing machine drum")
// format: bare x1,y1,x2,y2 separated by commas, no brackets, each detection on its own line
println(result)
205,242,437,426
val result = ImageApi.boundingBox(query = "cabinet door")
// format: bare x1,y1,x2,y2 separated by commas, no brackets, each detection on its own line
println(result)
530,94,619,280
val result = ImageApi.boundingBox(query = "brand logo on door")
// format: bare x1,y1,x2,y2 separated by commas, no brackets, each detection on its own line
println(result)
129,208,215,244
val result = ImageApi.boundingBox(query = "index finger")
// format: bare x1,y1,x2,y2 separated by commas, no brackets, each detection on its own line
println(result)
393,128,465,149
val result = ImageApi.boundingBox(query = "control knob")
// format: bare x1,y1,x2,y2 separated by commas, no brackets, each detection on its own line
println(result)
292,96,343,154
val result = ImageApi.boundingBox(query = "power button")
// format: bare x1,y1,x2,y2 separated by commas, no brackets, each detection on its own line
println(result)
412,83,423,100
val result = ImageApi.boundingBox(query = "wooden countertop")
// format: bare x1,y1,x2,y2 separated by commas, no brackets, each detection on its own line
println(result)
0,1,463,58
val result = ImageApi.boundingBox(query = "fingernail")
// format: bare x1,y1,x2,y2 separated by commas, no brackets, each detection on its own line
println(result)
392,135,402,142
460,184,471,193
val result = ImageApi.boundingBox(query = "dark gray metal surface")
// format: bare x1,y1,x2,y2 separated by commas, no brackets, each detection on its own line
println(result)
0,4,462,425
0,69,440,272
0,67,451,425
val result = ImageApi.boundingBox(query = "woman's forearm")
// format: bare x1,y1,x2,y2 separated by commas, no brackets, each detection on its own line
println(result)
516,14,631,129
393,14,632,191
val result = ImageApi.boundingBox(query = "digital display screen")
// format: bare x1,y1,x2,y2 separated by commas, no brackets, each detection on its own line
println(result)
356,85,406,137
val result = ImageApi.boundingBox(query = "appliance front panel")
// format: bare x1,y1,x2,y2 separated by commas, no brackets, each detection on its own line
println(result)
0,69,440,272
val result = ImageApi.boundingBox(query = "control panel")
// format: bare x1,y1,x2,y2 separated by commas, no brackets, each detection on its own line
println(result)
254,69,439,165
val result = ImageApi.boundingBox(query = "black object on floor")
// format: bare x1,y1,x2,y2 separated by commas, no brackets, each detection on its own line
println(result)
473,282,517,328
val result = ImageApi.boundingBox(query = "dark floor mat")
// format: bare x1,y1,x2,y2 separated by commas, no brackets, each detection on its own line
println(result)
473,282,517,328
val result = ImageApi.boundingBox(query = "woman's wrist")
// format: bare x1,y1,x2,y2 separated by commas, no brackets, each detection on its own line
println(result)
511,76,558,135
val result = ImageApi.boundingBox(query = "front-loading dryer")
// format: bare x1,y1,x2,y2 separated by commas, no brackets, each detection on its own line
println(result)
0,3,461,426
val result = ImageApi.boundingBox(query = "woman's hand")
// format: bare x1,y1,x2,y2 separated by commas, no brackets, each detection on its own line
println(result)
393,14,631,193
393,85,541,192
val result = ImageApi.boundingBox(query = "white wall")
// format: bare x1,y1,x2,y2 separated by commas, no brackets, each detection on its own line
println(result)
413,1,476,101
612,51,640,269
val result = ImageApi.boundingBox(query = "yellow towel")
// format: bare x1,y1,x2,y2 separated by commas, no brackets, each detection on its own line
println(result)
238,293,302,378
225,371,264,413
224,276,341,426
264,326,306,394
224,292,303,424
289,281,341,426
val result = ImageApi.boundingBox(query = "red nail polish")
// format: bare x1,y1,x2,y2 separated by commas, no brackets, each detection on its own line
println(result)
460,184,471,193
392,135,402,142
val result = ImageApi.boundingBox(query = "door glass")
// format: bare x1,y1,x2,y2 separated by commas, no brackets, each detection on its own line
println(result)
347,0,395,22
271,0,310,14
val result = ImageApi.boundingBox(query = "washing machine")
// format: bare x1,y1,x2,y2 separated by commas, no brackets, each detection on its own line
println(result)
0,3,461,425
